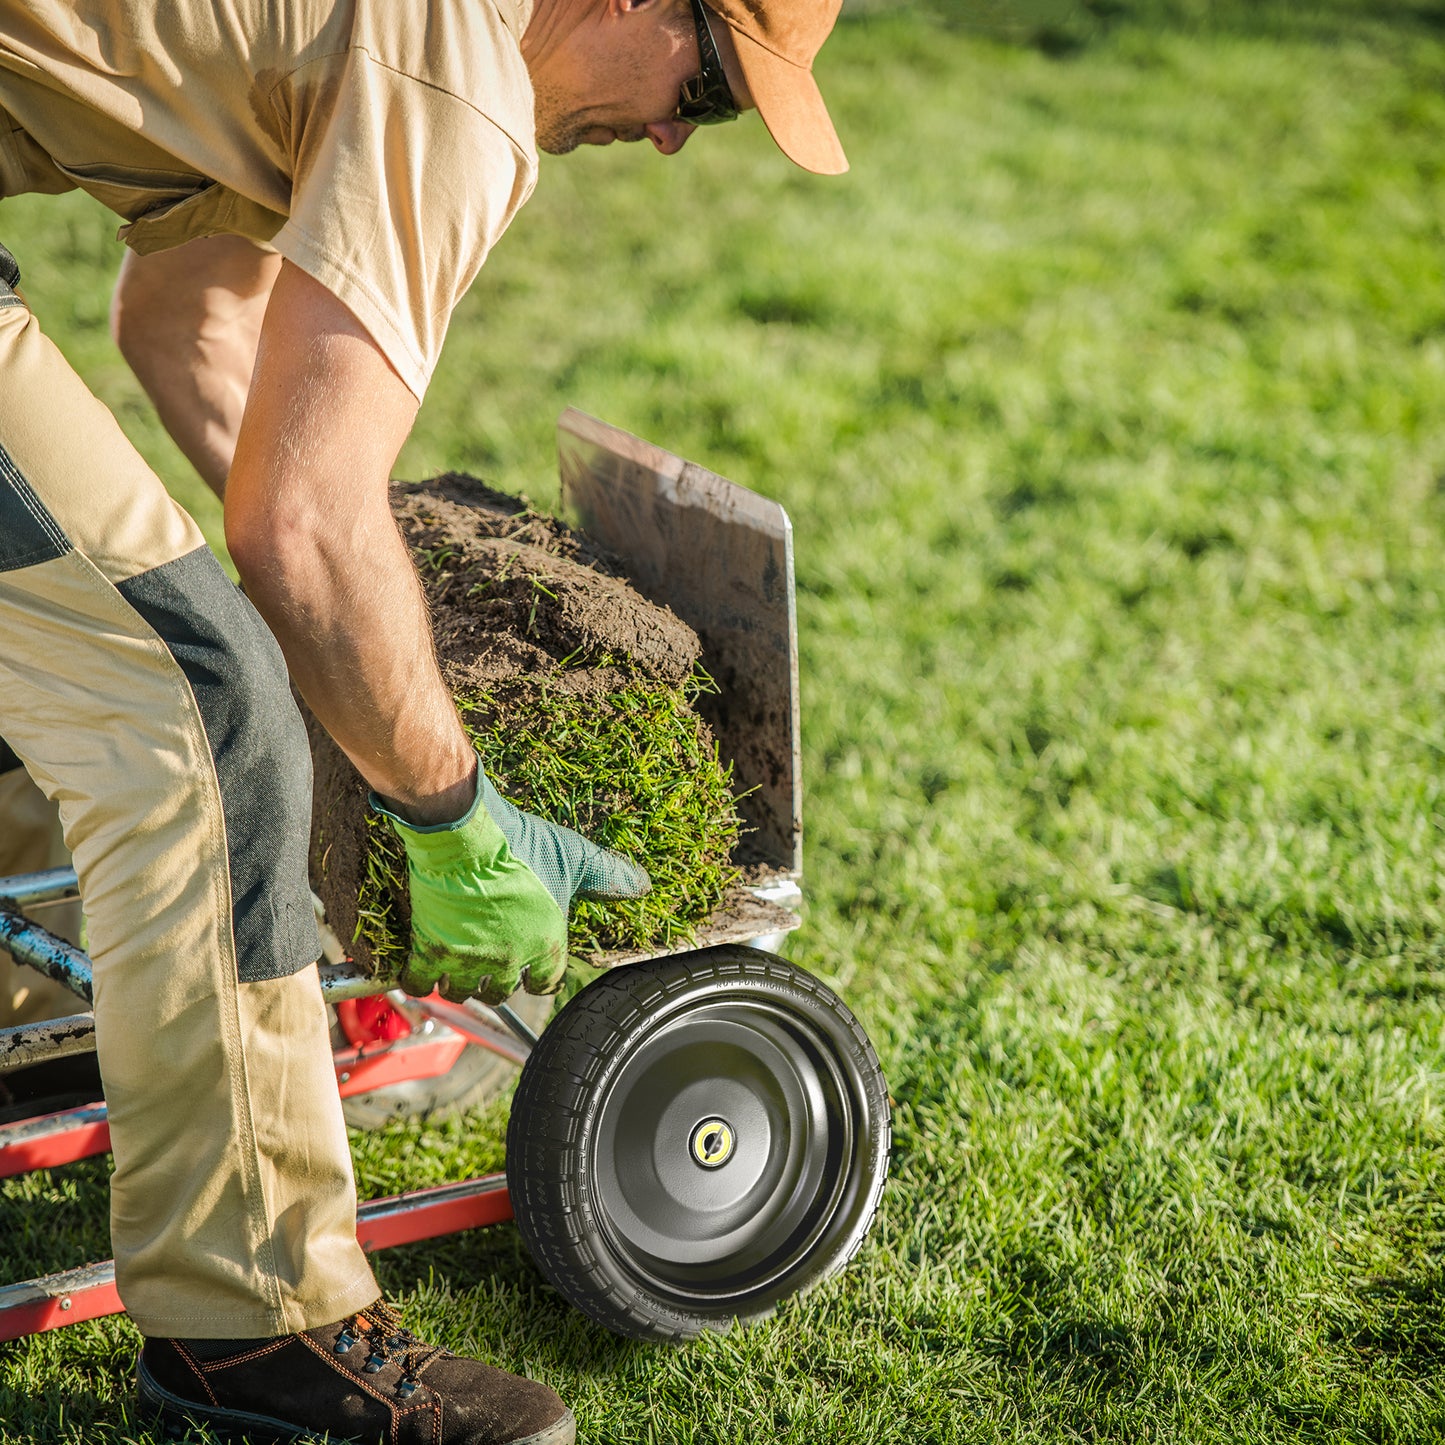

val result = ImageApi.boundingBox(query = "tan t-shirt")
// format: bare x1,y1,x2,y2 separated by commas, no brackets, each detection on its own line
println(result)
0,0,538,398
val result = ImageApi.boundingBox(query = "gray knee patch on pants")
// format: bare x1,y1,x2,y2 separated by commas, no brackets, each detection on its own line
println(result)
117,548,321,982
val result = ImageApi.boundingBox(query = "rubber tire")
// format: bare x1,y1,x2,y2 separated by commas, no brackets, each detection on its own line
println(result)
506,946,890,1342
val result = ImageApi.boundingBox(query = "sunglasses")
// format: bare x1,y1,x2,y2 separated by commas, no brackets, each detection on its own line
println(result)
675,0,740,126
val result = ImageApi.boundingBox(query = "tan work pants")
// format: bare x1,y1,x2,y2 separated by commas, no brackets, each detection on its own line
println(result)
0,269,378,1337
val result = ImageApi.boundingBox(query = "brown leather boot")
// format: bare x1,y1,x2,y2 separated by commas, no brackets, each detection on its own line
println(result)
136,1300,575,1444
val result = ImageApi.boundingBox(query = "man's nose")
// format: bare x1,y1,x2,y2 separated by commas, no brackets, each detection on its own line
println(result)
645,120,696,155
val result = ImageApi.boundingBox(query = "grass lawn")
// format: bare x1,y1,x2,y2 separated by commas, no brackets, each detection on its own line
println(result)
5,0,1445,1439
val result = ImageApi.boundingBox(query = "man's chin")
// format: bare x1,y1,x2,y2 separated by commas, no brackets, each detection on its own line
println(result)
534,109,593,155
537,113,641,155
539,130,626,154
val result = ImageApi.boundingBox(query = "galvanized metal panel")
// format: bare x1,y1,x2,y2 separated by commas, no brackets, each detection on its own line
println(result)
0,868,79,907
0,1011,95,1072
557,409,802,879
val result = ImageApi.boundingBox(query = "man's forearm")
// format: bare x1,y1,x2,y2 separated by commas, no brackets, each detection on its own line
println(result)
233,488,477,823
226,260,475,825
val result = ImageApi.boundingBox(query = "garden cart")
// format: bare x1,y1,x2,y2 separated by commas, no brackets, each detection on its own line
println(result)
0,411,890,1345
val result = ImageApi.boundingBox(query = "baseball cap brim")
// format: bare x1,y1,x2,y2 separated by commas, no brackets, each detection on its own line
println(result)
726,23,848,175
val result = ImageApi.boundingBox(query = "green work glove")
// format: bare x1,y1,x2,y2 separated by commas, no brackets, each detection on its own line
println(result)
370,763,650,1005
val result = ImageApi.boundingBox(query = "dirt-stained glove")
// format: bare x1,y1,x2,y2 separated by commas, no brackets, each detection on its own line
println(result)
370,761,651,1005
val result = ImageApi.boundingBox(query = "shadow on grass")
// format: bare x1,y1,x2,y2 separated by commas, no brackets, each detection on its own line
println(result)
1338,1273,1445,1376
0,1388,122,1443
372,1222,649,1375
990,1311,1142,1393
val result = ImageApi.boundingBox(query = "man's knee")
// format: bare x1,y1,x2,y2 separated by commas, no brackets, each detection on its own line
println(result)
116,548,321,982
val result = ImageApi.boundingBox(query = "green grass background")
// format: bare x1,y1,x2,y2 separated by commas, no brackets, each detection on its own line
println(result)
5,0,1445,1438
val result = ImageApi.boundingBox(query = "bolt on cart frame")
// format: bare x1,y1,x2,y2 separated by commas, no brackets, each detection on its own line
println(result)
0,411,888,1344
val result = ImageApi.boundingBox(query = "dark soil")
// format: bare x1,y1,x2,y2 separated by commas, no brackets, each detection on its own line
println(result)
308,475,710,974
395,475,700,695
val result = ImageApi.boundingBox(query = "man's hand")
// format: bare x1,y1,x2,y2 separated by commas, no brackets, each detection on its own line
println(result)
373,762,651,1004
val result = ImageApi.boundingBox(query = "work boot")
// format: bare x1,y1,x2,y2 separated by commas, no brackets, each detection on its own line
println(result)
136,1299,575,1444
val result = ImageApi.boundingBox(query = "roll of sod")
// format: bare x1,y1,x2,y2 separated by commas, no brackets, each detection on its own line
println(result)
307,475,743,978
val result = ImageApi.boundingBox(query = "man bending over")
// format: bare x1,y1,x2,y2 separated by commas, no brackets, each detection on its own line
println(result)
0,0,846,1440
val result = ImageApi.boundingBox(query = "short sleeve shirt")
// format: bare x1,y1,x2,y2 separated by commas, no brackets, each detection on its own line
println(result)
0,0,539,398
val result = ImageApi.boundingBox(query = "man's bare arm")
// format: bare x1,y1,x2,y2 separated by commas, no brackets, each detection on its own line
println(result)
111,236,281,496
225,259,475,825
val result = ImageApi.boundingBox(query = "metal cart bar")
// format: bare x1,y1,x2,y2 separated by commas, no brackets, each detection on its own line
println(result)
0,1174,514,1343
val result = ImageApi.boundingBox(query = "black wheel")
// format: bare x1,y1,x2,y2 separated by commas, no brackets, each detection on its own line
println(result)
505,946,890,1342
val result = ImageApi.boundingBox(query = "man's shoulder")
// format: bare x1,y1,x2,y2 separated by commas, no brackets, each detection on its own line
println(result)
347,0,535,136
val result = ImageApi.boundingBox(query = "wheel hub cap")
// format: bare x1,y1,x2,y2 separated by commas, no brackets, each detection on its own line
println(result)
689,1117,736,1169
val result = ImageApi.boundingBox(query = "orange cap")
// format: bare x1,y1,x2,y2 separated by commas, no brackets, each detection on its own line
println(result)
707,0,848,175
